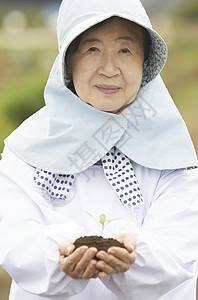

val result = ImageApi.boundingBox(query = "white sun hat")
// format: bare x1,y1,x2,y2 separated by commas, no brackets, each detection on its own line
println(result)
57,0,167,88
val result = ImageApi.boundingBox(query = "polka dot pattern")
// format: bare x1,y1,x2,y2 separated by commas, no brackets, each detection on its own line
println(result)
34,169,75,203
102,147,143,208
34,147,143,208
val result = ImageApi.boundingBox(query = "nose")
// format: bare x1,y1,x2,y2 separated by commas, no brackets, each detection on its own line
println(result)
97,53,120,77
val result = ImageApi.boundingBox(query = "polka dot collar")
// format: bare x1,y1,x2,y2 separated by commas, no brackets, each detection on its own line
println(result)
102,147,143,209
34,147,143,209
34,170,75,206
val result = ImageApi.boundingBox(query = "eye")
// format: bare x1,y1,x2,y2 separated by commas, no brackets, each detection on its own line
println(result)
120,48,131,54
88,47,99,52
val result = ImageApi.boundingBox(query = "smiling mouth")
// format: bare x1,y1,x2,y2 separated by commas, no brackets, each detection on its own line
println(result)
95,84,121,95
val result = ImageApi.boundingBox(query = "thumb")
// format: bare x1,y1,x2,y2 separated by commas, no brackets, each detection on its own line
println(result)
59,240,75,256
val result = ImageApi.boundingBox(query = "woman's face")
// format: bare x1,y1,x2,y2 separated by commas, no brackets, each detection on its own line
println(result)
70,18,145,113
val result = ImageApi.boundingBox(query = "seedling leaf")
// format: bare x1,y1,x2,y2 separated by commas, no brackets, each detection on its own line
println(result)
99,214,106,225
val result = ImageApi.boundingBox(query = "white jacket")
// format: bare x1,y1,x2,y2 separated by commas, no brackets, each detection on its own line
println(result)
0,148,198,299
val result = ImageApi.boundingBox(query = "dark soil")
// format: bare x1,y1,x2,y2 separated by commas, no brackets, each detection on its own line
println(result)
74,236,125,260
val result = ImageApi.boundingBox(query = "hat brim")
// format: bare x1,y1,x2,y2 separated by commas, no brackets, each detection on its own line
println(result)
59,13,167,88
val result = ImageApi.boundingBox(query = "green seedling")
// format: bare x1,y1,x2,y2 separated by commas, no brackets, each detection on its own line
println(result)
85,211,121,236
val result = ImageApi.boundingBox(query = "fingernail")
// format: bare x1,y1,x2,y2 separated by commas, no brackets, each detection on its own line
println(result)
130,245,134,252
108,248,115,254
98,252,105,259
80,246,88,254
89,249,96,258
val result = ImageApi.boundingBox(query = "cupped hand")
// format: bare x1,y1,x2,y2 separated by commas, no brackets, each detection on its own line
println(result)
59,240,99,279
96,233,136,278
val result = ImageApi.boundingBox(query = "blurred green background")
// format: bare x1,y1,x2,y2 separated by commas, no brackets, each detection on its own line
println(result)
0,0,198,299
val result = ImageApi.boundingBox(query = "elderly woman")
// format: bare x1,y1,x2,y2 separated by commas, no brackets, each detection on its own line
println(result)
0,0,198,299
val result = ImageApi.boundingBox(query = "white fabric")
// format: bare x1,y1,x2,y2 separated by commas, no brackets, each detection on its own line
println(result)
4,0,198,173
0,148,198,300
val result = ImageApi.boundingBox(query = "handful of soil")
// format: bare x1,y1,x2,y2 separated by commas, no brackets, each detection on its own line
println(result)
74,236,125,260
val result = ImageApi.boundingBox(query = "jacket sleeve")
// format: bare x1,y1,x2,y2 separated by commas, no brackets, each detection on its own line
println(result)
100,168,198,300
0,150,88,298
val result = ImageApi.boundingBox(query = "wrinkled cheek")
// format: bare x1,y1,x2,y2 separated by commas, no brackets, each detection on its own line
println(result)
74,83,93,105
125,83,141,105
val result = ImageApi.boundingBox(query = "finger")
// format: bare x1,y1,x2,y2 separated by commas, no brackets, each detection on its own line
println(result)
93,269,100,278
123,241,136,253
108,246,135,261
96,258,118,274
82,259,97,279
71,247,98,279
59,240,75,256
108,247,136,265
97,271,108,279
97,251,129,273
112,234,136,253
60,246,88,275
